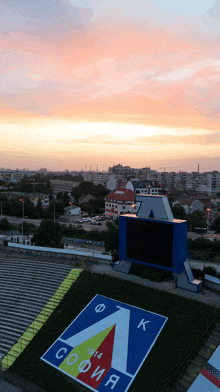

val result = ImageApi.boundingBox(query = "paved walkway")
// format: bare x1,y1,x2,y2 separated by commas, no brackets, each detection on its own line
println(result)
89,263,220,308
0,381,23,392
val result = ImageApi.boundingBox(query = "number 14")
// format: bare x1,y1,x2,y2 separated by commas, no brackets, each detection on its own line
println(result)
87,348,102,359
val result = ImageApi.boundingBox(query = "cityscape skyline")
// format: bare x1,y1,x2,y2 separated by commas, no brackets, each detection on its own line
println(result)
1,160,220,174
1,0,220,172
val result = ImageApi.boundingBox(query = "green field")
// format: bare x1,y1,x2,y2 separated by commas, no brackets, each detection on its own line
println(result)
8,271,220,392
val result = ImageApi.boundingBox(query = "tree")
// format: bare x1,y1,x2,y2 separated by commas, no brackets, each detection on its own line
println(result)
56,192,63,201
63,191,70,207
210,216,220,233
104,219,119,261
186,210,207,231
8,197,23,217
71,181,109,204
35,198,43,218
171,204,187,220
45,179,52,193
16,175,33,193
19,221,36,235
32,220,63,248
22,197,35,219
0,217,10,231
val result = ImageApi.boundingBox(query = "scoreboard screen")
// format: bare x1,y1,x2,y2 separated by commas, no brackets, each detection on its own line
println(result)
119,215,188,273
126,218,173,268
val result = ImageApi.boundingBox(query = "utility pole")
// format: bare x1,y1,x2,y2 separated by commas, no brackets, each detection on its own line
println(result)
0,201,2,219
207,208,210,234
54,202,55,222
19,199,24,237
22,200,24,237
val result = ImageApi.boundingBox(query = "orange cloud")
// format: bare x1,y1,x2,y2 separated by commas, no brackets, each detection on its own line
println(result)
1,8,220,132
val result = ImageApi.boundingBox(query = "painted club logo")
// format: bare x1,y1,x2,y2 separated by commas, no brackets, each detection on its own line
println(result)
41,295,168,392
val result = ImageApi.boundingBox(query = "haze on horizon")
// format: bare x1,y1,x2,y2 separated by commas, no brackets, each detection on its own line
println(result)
1,0,220,173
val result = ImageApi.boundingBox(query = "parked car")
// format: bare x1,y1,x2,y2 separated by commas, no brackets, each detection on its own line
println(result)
91,220,101,225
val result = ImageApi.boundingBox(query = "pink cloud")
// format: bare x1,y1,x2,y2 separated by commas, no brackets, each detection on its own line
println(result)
0,2,220,131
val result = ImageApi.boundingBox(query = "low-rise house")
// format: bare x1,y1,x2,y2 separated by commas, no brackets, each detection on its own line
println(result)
172,198,205,214
105,188,136,219
64,205,81,216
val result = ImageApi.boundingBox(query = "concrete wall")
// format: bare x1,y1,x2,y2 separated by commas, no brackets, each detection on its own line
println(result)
7,243,112,264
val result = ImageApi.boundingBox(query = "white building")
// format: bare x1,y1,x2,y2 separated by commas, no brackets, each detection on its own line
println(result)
105,188,136,219
64,206,81,216
82,171,116,187
206,172,220,196
125,180,162,195
106,177,117,191
172,198,204,214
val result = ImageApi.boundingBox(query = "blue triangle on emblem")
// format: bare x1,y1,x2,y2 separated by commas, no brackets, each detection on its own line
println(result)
149,209,154,218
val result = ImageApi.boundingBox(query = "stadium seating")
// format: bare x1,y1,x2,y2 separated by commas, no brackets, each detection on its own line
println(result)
0,258,74,359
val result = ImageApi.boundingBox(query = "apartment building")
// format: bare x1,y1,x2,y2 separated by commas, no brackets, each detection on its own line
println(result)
50,180,80,194
206,172,220,196
125,180,162,195
0,170,24,183
82,171,116,187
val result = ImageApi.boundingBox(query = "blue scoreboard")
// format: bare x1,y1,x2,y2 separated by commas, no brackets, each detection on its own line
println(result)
119,214,187,274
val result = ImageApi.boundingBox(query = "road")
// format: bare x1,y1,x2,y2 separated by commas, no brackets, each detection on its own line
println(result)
3,216,219,235
187,231,220,240
1,215,42,227
1,215,107,231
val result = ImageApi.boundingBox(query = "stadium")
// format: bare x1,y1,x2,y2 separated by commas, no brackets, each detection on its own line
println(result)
1,195,220,392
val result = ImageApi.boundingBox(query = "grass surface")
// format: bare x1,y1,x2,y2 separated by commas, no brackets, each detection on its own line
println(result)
9,270,220,392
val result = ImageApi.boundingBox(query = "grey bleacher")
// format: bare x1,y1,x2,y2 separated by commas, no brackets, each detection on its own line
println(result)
0,258,73,358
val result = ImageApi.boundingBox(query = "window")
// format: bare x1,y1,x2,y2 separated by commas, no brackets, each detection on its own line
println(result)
122,206,125,210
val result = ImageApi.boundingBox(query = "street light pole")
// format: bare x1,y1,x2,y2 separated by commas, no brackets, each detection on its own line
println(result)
207,208,210,234
22,200,24,237
20,199,24,237
0,201,2,219
54,202,55,222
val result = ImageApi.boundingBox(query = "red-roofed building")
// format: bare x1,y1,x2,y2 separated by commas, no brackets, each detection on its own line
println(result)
105,188,136,219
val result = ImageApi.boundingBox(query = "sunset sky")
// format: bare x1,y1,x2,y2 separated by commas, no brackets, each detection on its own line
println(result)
1,0,220,172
